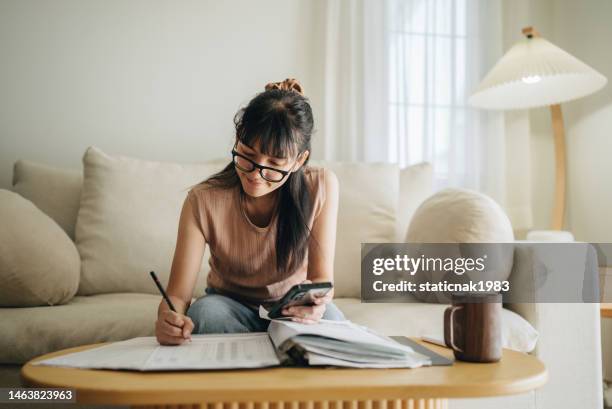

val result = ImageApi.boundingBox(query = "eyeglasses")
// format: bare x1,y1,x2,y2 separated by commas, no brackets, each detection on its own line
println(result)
231,149,294,183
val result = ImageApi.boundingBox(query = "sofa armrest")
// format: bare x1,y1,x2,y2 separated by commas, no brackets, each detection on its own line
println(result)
506,243,603,409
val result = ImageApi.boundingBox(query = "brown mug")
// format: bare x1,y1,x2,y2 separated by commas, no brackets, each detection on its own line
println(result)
443,292,502,362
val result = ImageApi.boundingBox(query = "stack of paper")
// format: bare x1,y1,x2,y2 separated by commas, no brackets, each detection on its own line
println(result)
32,319,431,371
269,320,431,368
32,333,282,371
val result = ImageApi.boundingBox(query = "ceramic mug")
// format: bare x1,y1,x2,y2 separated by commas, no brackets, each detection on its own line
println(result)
444,292,502,362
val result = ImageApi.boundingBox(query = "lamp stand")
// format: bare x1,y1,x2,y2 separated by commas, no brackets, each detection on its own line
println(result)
522,27,567,231
550,104,566,230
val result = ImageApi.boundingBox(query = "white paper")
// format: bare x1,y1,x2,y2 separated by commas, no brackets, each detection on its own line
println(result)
31,320,430,371
259,305,269,319
257,305,299,321
31,337,160,370
144,333,280,370
32,333,281,371
266,319,431,368
268,319,415,354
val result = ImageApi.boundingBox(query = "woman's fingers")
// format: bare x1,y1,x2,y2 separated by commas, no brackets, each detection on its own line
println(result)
161,320,184,337
155,319,190,345
156,310,193,344
314,293,332,305
283,305,314,317
284,304,326,322
158,334,189,345
291,317,318,324
163,310,185,327
182,316,194,339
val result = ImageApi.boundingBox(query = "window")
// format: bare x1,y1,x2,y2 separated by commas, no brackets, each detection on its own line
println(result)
386,0,474,189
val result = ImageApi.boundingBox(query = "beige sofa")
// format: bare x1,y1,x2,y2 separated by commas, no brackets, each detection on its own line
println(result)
0,146,603,409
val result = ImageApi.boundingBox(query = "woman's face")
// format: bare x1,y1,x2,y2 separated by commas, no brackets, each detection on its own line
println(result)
234,140,308,198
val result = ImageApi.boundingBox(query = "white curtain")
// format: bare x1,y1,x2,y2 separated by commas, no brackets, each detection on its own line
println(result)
317,0,508,206
318,0,365,162
387,0,504,194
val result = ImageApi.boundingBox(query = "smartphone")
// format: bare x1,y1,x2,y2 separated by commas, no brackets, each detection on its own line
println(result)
267,282,333,319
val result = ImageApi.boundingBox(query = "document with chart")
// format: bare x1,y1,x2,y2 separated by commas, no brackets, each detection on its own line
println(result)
32,320,432,371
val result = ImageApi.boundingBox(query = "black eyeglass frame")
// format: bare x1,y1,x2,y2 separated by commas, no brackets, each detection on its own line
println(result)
231,148,296,183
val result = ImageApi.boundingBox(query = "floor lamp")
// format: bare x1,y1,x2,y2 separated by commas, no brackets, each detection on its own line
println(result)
469,27,607,237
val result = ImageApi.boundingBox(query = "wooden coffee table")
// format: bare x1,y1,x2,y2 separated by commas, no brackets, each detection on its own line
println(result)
602,303,612,318
21,339,547,409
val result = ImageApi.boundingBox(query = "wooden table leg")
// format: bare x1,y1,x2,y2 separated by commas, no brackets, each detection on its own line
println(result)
131,399,450,409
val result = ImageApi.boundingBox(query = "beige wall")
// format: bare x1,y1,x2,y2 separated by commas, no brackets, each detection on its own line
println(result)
0,0,322,189
552,0,612,385
526,0,612,242
550,0,612,243
501,0,612,242
523,0,612,383
6,1,609,243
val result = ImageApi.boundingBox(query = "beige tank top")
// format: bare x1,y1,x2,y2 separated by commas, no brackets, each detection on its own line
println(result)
187,166,326,308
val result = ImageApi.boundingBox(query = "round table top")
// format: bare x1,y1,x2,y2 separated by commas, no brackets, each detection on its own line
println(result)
21,339,547,406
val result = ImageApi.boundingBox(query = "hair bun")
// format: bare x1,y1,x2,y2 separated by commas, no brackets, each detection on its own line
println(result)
265,78,304,96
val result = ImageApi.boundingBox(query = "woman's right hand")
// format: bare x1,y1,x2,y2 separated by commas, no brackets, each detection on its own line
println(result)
155,310,194,346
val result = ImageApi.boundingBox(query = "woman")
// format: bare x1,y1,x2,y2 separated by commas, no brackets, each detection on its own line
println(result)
155,78,345,346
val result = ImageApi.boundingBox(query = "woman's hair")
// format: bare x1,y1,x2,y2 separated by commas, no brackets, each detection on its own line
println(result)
198,78,315,274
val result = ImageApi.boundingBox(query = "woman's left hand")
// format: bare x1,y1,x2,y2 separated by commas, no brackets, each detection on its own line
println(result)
281,279,333,324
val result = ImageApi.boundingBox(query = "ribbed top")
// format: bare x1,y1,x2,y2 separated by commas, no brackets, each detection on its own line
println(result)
187,166,326,308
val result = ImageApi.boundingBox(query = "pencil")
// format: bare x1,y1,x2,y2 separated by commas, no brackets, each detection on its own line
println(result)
150,271,177,312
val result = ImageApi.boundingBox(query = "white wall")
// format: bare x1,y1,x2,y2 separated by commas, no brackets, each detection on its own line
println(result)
0,0,321,189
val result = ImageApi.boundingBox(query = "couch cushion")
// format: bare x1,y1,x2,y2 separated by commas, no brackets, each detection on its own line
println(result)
0,190,80,307
12,160,82,240
397,162,433,241
334,298,538,353
0,293,161,364
75,146,226,297
0,294,537,365
310,161,398,298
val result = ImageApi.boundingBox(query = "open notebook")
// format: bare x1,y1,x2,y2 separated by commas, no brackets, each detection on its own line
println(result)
32,319,435,371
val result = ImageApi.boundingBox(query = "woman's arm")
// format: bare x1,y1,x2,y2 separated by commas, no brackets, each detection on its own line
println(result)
283,168,340,323
159,194,206,316
307,168,340,288
156,194,205,345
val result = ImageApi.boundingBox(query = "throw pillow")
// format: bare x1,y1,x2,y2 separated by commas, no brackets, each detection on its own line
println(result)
12,160,82,240
0,190,80,307
406,188,514,302
309,160,398,298
75,146,226,297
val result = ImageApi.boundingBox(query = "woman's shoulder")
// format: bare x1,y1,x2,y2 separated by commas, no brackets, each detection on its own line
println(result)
187,182,237,208
303,165,338,189
302,166,338,213
303,165,337,179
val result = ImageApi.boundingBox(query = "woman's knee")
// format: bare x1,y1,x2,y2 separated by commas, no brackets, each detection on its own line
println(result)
186,294,251,334
322,302,346,321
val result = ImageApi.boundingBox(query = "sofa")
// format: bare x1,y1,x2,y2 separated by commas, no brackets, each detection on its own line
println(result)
0,146,603,409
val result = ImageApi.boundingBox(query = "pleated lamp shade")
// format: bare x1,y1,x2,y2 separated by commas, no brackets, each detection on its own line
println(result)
469,36,607,110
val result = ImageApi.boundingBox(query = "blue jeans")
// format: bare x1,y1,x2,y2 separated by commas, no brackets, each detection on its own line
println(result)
186,287,347,334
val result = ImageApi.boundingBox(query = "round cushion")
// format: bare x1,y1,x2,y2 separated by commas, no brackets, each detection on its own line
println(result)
0,190,80,307
405,188,514,303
